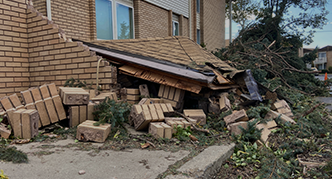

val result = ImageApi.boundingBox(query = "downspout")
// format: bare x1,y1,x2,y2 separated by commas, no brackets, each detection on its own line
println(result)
229,0,232,44
189,0,192,39
46,0,52,21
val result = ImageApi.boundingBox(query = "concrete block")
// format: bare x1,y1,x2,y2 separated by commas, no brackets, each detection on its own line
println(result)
21,109,39,139
139,84,149,98
183,109,206,125
76,120,111,143
177,144,235,179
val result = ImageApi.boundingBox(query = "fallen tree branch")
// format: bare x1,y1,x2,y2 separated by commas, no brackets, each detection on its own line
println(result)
173,111,210,134
282,68,321,74
130,135,156,148
302,103,324,117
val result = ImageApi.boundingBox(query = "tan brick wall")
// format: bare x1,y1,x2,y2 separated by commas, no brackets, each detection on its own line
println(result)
134,0,169,38
49,0,92,41
0,0,116,97
201,0,225,51
31,0,46,15
326,51,332,69
0,0,29,97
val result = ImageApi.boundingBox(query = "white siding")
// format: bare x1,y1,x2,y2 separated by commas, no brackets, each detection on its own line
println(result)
145,0,189,17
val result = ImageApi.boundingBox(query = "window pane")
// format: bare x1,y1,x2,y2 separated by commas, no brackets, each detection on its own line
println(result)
173,21,179,36
96,0,113,40
197,29,200,44
117,3,133,39
197,0,200,13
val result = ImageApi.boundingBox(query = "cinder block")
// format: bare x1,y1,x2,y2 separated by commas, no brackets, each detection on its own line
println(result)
76,120,111,143
69,106,79,127
52,95,66,120
183,109,207,125
44,97,59,123
139,84,150,98
59,87,89,105
149,123,164,138
21,109,39,139
35,100,51,126
12,109,26,138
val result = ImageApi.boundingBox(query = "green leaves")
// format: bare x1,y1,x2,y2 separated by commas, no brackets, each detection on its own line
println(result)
93,97,131,129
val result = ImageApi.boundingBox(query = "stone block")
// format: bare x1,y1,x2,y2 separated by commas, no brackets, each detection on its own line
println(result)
76,120,111,143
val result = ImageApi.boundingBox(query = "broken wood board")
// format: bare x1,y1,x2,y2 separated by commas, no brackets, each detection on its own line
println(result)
119,65,202,94
227,122,248,136
224,109,249,125
76,120,111,143
256,120,278,144
183,109,207,125
59,87,89,105
219,95,231,112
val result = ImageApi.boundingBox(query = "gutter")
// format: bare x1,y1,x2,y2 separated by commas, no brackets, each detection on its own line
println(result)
46,0,52,21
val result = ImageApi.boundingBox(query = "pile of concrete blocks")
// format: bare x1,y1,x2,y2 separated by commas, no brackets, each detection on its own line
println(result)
158,85,185,110
76,120,111,143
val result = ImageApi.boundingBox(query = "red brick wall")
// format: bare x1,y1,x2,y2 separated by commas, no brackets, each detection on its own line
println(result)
201,0,225,51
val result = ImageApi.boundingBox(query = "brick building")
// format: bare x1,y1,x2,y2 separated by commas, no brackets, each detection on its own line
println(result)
302,46,332,70
32,0,226,51
0,0,228,98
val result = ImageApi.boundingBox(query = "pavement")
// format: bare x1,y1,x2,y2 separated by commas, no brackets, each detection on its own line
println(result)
0,136,235,179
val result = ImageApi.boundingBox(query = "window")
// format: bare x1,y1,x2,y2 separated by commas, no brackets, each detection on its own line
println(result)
196,0,200,13
319,52,326,58
96,0,113,40
172,21,179,36
95,0,134,40
197,29,200,44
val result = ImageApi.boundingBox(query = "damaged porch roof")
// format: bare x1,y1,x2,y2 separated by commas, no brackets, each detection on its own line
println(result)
77,36,241,93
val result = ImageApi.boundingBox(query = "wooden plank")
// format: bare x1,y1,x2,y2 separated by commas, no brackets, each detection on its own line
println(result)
69,106,79,127
168,87,175,100
52,95,66,120
35,100,51,126
47,83,58,97
163,86,170,99
0,97,14,111
12,109,26,138
76,120,111,143
173,88,185,102
158,84,164,97
9,94,22,108
44,97,59,123
80,105,87,124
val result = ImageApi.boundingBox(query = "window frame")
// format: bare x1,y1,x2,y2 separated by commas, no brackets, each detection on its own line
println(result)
95,0,135,40
172,20,179,36
197,29,200,44
196,0,200,13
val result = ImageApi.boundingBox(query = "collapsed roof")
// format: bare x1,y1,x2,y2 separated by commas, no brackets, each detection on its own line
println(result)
76,36,242,94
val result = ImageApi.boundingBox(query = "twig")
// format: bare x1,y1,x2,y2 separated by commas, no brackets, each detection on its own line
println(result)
130,135,156,148
272,85,281,92
302,103,324,117
190,140,197,148
173,111,210,134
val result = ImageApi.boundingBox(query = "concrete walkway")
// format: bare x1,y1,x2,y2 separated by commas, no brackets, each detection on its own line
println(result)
0,138,234,179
